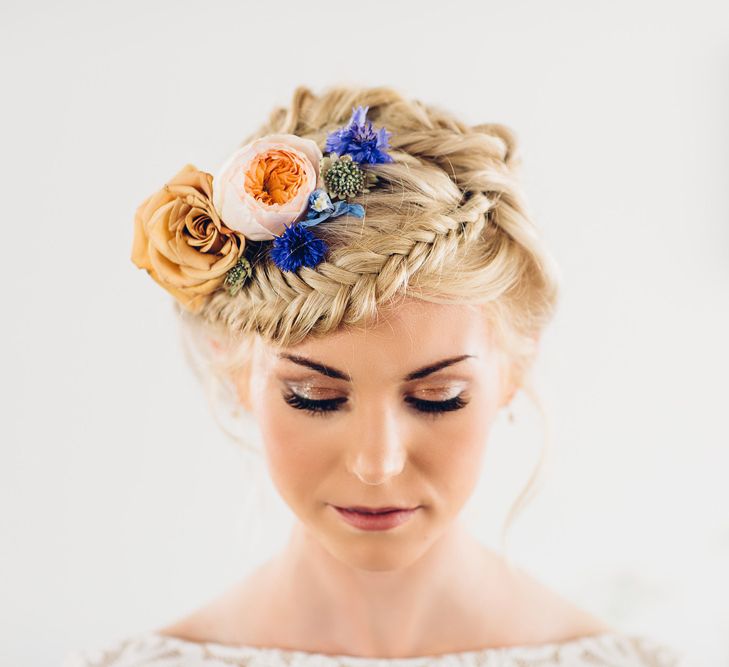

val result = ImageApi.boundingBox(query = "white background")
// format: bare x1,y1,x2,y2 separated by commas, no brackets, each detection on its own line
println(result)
1,0,727,665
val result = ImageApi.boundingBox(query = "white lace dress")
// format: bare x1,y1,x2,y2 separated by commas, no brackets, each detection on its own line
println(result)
63,631,685,666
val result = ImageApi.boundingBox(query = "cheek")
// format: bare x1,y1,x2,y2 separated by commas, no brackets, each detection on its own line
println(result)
417,401,495,507
256,398,335,509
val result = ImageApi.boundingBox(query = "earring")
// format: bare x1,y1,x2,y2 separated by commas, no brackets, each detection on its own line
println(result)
507,406,515,423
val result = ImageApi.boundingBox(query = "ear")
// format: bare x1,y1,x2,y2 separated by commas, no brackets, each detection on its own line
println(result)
499,364,519,408
207,335,254,412
498,333,541,408
234,368,253,412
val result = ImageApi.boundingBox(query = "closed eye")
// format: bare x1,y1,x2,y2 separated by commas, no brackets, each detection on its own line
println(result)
404,394,468,414
282,391,469,417
283,391,347,415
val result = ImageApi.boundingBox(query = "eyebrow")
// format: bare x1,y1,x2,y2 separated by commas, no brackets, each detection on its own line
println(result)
278,353,475,382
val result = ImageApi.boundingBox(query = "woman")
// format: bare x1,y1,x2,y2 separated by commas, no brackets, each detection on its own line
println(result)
65,85,683,666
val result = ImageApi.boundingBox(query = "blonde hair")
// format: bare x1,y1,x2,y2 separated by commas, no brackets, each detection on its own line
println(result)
177,84,561,561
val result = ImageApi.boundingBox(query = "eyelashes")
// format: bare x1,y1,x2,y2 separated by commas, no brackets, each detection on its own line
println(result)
282,391,468,417
283,392,347,415
404,394,467,413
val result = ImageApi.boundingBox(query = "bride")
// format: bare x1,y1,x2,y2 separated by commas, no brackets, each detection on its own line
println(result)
65,84,682,666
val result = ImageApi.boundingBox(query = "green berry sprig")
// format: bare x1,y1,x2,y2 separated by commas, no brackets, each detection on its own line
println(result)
320,153,378,200
224,256,252,296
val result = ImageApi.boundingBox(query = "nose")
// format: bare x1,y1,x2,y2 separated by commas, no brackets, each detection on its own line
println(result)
346,402,407,485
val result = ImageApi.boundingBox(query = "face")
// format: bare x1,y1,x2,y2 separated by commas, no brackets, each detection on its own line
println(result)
240,299,516,572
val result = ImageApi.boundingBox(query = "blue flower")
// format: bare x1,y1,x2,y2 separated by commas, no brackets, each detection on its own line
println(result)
300,188,365,227
270,223,328,272
325,105,394,164
309,189,334,214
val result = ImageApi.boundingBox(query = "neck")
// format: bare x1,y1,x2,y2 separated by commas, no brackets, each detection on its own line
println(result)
264,518,507,657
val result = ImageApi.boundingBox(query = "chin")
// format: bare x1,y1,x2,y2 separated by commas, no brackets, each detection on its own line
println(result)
331,539,431,572
315,509,438,572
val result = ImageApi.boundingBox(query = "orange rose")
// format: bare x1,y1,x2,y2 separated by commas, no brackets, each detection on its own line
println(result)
131,164,246,313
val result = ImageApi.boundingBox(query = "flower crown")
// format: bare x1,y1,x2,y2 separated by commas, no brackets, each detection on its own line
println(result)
131,105,393,314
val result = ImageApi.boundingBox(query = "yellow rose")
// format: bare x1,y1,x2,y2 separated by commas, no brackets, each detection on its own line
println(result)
131,164,246,313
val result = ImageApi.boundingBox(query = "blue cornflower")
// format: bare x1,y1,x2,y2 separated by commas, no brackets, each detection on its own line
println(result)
325,105,394,164
270,223,328,272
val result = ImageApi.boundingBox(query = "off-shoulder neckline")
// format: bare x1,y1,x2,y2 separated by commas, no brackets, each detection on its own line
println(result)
141,630,641,663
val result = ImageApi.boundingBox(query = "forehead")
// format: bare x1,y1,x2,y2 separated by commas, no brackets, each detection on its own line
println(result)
346,299,485,343
260,299,501,378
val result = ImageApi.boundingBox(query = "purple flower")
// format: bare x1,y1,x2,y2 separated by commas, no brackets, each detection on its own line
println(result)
325,105,394,164
270,223,328,272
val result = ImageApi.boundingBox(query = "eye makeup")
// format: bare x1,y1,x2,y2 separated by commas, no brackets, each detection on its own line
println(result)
282,391,348,416
281,391,470,416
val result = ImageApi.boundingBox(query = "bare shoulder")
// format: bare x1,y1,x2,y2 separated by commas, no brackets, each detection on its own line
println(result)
156,559,277,645
496,557,616,644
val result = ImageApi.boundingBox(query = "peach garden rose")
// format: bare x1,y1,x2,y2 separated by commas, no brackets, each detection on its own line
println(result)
212,133,323,240
131,164,246,313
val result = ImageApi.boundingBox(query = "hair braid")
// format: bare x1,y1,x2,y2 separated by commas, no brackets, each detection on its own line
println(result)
201,186,495,344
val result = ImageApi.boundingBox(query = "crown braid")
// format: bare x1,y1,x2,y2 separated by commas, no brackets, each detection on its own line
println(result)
196,85,559,374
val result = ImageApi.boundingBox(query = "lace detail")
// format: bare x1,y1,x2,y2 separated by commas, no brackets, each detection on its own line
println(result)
63,631,685,667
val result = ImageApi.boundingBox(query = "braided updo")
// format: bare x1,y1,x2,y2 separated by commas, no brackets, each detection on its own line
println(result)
187,84,559,389
178,85,561,551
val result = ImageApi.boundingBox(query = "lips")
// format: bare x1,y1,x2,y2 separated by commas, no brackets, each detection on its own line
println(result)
341,506,415,514
333,505,420,531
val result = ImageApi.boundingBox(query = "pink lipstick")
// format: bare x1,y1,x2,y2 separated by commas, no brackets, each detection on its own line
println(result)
332,505,419,531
